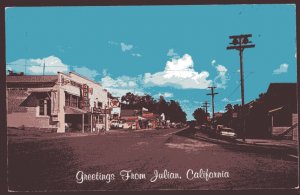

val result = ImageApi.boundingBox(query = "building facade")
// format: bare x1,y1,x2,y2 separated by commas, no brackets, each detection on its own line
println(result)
7,72,111,133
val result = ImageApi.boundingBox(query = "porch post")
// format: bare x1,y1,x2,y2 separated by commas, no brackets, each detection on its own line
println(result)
271,115,274,134
82,114,84,133
91,114,93,133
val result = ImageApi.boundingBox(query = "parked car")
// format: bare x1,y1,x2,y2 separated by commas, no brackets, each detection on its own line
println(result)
111,120,123,129
175,123,183,129
170,122,176,128
218,127,237,139
131,123,137,130
110,120,119,129
118,121,124,129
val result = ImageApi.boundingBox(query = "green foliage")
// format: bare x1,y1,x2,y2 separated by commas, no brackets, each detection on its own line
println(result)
120,93,186,122
192,108,209,125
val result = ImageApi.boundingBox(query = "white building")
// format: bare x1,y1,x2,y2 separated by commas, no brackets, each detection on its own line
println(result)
7,72,111,133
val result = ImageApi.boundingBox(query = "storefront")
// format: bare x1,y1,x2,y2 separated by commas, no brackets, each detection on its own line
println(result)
7,72,111,133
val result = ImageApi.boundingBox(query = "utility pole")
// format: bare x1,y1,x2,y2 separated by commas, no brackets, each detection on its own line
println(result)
43,60,46,76
24,60,27,75
227,34,255,141
105,104,107,132
206,87,218,127
201,101,209,115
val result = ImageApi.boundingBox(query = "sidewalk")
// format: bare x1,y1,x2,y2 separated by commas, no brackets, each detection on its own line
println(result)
179,127,298,156
235,138,298,150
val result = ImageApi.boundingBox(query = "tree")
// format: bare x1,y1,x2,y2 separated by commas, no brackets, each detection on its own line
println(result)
193,108,209,125
225,104,233,113
120,93,187,123
156,96,168,115
167,100,186,122
121,92,136,107
220,104,234,127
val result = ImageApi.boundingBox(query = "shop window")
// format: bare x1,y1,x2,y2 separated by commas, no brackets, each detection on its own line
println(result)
71,95,79,107
65,93,71,106
65,92,80,108
39,99,51,116
97,116,104,123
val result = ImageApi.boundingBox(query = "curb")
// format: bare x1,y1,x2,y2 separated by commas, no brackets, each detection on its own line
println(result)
163,126,190,136
177,128,298,155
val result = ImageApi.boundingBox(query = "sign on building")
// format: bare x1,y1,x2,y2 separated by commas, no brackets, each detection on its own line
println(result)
81,84,90,109
111,99,120,108
92,107,102,114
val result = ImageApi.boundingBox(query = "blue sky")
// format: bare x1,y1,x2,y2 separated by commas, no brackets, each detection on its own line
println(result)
5,5,297,120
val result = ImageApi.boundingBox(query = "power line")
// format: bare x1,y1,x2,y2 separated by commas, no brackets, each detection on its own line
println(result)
227,34,255,141
201,101,209,115
206,86,218,126
6,63,64,68
43,60,46,76
226,71,255,100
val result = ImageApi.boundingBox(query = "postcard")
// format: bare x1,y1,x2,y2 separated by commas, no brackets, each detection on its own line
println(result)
4,3,298,192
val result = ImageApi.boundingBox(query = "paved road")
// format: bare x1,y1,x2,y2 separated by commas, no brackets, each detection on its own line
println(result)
8,127,298,191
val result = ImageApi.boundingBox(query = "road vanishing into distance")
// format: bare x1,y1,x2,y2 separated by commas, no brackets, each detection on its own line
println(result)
8,127,298,191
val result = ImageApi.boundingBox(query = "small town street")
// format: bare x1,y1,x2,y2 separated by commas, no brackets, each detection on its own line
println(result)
8,127,298,191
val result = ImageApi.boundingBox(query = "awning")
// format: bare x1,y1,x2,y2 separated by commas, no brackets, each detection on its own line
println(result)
27,88,57,92
65,106,87,114
268,106,283,113
64,85,81,96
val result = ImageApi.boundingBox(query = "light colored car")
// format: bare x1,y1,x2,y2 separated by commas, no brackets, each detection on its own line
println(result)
131,123,136,130
118,122,123,129
219,127,237,139
111,120,122,129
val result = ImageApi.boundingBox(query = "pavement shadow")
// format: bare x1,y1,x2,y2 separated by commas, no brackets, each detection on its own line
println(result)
175,127,298,161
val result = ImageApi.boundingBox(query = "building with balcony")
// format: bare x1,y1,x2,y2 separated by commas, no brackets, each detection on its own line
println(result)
6,72,111,133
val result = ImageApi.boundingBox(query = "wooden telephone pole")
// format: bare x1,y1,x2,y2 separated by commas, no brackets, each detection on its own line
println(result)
207,87,218,126
201,101,209,115
227,34,255,141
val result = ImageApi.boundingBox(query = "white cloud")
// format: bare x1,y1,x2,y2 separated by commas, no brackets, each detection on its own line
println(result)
144,54,212,89
109,41,142,57
72,66,100,80
221,98,241,103
211,59,216,66
212,60,228,89
101,75,144,97
108,41,118,45
273,63,288,74
7,56,69,75
167,49,179,58
131,53,142,57
102,69,108,76
154,92,174,99
120,42,133,52
222,98,229,102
